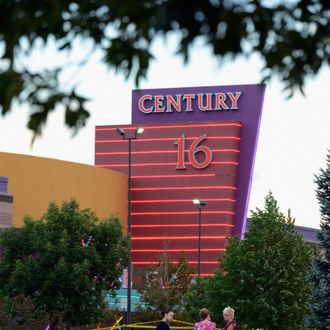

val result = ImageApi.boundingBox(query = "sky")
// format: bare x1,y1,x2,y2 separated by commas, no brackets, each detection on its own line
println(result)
0,36,329,229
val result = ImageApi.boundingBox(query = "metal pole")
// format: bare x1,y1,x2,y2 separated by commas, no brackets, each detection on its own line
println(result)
198,206,202,277
127,138,132,326
116,127,144,327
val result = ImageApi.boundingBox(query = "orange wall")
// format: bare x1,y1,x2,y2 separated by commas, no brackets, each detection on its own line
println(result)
0,152,127,229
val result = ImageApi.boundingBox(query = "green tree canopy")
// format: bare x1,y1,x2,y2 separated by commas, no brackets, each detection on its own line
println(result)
0,199,129,327
0,0,329,138
183,276,209,323
308,151,330,328
206,192,314,329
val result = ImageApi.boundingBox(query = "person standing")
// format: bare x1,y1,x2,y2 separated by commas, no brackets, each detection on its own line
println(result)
194,308,216,330
156,310,174,330
222,307,237,330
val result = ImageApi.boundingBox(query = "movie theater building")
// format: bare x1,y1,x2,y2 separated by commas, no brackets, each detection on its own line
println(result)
0,152,127,229
95,84,266,276
0,84,322,282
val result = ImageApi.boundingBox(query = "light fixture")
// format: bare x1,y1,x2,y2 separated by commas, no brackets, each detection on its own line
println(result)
116,128,125,136
135,127,144,136
193,199,207,207
115,126,144,326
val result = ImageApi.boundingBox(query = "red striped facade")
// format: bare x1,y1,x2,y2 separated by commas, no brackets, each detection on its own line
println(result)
95,121,241,276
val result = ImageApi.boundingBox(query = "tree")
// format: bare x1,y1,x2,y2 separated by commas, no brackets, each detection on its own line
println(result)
0,295,49,330
308,151,330,328
138,252,194,312
0,1,328,138
182,276,209,322
207,192,314,329
0,199,129,327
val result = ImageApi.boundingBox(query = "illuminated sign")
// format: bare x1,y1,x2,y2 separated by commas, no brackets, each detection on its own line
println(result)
175,134,212,170
137,92,242,113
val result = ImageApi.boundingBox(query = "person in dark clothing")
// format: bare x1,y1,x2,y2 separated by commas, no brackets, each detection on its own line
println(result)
156,310,174,330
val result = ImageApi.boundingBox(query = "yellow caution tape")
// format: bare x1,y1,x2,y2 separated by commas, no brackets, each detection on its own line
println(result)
90,318,221,330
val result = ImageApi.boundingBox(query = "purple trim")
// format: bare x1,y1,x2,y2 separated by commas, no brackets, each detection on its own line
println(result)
132,84,266,238
295,225,320,244
246,219,320,244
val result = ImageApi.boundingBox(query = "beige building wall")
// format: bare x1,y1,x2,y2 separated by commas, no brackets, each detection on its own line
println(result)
0,152,127,229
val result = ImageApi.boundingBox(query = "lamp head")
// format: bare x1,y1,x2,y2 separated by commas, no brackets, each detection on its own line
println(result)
116,128,125,137
193,199,207,207
135,127,144,137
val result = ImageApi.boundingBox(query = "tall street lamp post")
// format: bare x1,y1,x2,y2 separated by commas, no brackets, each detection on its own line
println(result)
193,199,207,277
116,127,144,326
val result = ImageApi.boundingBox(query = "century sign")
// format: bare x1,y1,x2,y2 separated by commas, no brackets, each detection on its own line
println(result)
132,84,266,239
137,92,242,113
